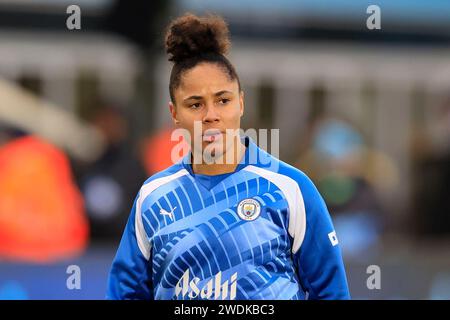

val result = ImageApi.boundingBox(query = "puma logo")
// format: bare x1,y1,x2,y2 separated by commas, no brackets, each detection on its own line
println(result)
160,207,177,221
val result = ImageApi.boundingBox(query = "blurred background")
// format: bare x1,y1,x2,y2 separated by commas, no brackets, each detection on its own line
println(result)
1,0,450,299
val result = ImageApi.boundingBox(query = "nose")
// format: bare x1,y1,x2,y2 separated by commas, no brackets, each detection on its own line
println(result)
202,103,220,124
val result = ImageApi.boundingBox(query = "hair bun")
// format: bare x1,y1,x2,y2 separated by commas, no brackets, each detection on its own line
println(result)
165,13,231,63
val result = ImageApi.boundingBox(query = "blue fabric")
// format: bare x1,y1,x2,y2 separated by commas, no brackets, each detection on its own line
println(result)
106,136,350,300
193,172,234,190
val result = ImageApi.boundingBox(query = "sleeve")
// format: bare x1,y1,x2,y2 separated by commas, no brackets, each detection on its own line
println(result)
293,175,351,300
106,193,153,300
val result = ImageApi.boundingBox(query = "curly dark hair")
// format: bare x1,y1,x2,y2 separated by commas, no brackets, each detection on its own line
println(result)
164,13,241,103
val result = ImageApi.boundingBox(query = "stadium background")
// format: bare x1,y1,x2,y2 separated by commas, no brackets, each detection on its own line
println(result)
0,0,450,299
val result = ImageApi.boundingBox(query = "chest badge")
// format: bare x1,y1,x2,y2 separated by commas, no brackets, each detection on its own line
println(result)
237,198,261,221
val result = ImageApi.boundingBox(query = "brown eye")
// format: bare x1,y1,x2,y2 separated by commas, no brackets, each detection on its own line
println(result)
190,103,201,109
219,98,230,105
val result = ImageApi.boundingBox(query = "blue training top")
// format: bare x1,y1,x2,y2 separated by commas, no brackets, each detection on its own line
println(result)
106,136,350,300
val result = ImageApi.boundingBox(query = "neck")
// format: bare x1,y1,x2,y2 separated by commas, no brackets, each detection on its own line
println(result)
191,138,246,176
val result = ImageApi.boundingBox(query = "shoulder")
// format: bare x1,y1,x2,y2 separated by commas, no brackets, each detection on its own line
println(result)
248,146,327,220
137,162,189,202
251,145,321,202
276,160,322,203
246,146,325,208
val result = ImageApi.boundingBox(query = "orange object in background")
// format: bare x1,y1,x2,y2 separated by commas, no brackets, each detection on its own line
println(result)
142,127,190,175
0,135,89,263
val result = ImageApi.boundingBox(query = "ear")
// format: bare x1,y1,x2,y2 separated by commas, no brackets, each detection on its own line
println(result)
169,101,180,125
239,90,245,117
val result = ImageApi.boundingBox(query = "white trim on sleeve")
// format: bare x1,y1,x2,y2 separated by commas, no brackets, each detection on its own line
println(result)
135,169,189,260
243,165,306,254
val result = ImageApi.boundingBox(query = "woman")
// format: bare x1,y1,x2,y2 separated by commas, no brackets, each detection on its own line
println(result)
107,13,350,300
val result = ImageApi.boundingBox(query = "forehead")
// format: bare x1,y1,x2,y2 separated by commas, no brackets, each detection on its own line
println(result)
178,63,238,96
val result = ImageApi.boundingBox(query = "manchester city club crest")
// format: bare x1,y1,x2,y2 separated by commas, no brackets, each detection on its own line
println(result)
237,198,261,221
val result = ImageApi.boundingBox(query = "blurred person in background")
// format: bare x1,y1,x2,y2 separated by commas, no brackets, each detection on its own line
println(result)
75,103,147,241
107,13,350,300
140,126,189,176
0,125,88,263
295,114,393,258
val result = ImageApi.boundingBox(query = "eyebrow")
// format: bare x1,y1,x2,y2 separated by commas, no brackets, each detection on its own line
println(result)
183,90,233,103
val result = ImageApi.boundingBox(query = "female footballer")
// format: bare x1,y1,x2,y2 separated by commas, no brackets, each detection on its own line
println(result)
107,13,350,300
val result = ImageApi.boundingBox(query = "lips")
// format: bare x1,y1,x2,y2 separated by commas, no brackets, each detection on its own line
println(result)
202,129,223,142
